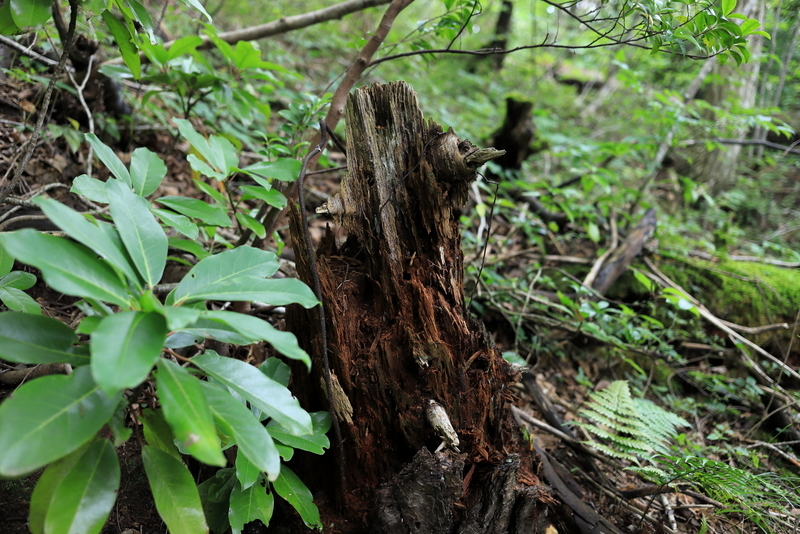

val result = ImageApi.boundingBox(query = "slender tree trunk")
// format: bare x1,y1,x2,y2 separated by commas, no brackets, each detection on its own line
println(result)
287,81,548,532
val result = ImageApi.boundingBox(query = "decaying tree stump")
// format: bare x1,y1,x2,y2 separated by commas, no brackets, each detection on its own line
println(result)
287,82,551,532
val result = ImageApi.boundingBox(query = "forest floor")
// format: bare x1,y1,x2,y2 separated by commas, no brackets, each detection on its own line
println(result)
1,75,798,534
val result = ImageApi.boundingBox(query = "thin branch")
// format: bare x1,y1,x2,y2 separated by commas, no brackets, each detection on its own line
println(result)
0,0,79,204
679,138,800,156
0,35,75,72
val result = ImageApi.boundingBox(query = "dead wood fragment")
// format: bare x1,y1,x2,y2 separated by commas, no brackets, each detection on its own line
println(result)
0,363,71,385
591,208,656,295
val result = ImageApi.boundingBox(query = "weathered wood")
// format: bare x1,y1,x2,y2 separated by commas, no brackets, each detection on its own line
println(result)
287,81,549,531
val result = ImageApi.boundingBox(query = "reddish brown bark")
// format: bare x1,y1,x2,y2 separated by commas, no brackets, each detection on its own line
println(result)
288,81,547,531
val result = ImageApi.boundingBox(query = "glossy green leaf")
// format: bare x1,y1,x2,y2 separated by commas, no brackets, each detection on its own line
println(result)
193,178,228,205
0,270,36,290
157,196,231,227
130,147,167,196
174,118,212,158
0,366,119,477
36,198,141,285
199,381,281,481
235,212,266,238
91,311,167,397
168,237,210,260
153,208,199,239
108,401,133,446
268,412,330,455
107,179,168,286
273,465,321,529
70,175,110,204
176,276,318,308
84,134,131,185
142,446,209,534
102,10,141,79
44,439,120,534
260,358,291,387
157,359,225,466
721,0,735,16
199,311,311,369
172,246,279,304
234,453,261,490
10,0,53,28
192,351,312,436
0,230,131,307
239,185,287,209
243,158,301,182
0,287,41,314
140,408,181,459
29,442,92,534
229,480,274,533
0,1,21,34
0,312,85,365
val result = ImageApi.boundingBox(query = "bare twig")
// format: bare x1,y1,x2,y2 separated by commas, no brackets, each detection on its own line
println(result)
583,211,618,288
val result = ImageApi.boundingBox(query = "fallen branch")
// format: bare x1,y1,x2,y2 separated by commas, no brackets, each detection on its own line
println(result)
688,250,800,268
0,363,72,386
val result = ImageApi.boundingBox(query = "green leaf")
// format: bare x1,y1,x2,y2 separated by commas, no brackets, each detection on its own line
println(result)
0,230,131,307
102,10,141,79
0,242,13,276
167,35,204,60
91,311,167,397
721,0,735,16
174,118,212,160
0,270,36,290
0,1,21,34
0,287,41,314
29,442,92,534
199,381,281,481
234,453,261,491
194,178,228,205
0,312,86,365
140,408,181,459
142,446,209,534
192,351,312,436
84,134,131,185
739,18,760,35
199,311,311,369
156,359,225,466
157,196,232,227
240,185,287,209
177,276,318,308
153,208,199,240
268,412,330,456
273,465,321,529
70,175,109,203
36,197,141,286
235,212,266,238
10,0,53,28
260,358,291,387
177,0,212,21
0,366,119,477
172,246,279,304
130,147,167,196
229,480,274,533
169,237,210,260
43,439,120,534
107,179,168,286
198,469,235,534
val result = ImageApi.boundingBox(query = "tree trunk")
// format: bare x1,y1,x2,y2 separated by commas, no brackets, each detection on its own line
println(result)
287,81,549,532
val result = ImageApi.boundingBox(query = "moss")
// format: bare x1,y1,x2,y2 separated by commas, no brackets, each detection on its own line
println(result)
657,257,800,339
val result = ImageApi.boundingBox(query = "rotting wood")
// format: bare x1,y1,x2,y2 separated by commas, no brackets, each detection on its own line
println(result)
287,81,550,531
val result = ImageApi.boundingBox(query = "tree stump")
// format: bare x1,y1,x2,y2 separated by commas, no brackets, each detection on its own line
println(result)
288,81,547,532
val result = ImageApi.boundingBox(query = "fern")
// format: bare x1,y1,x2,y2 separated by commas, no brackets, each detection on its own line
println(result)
630,455,800,534
576,381,689,462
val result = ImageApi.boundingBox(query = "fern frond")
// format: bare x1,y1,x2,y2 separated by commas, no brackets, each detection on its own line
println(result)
577,381,688,463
